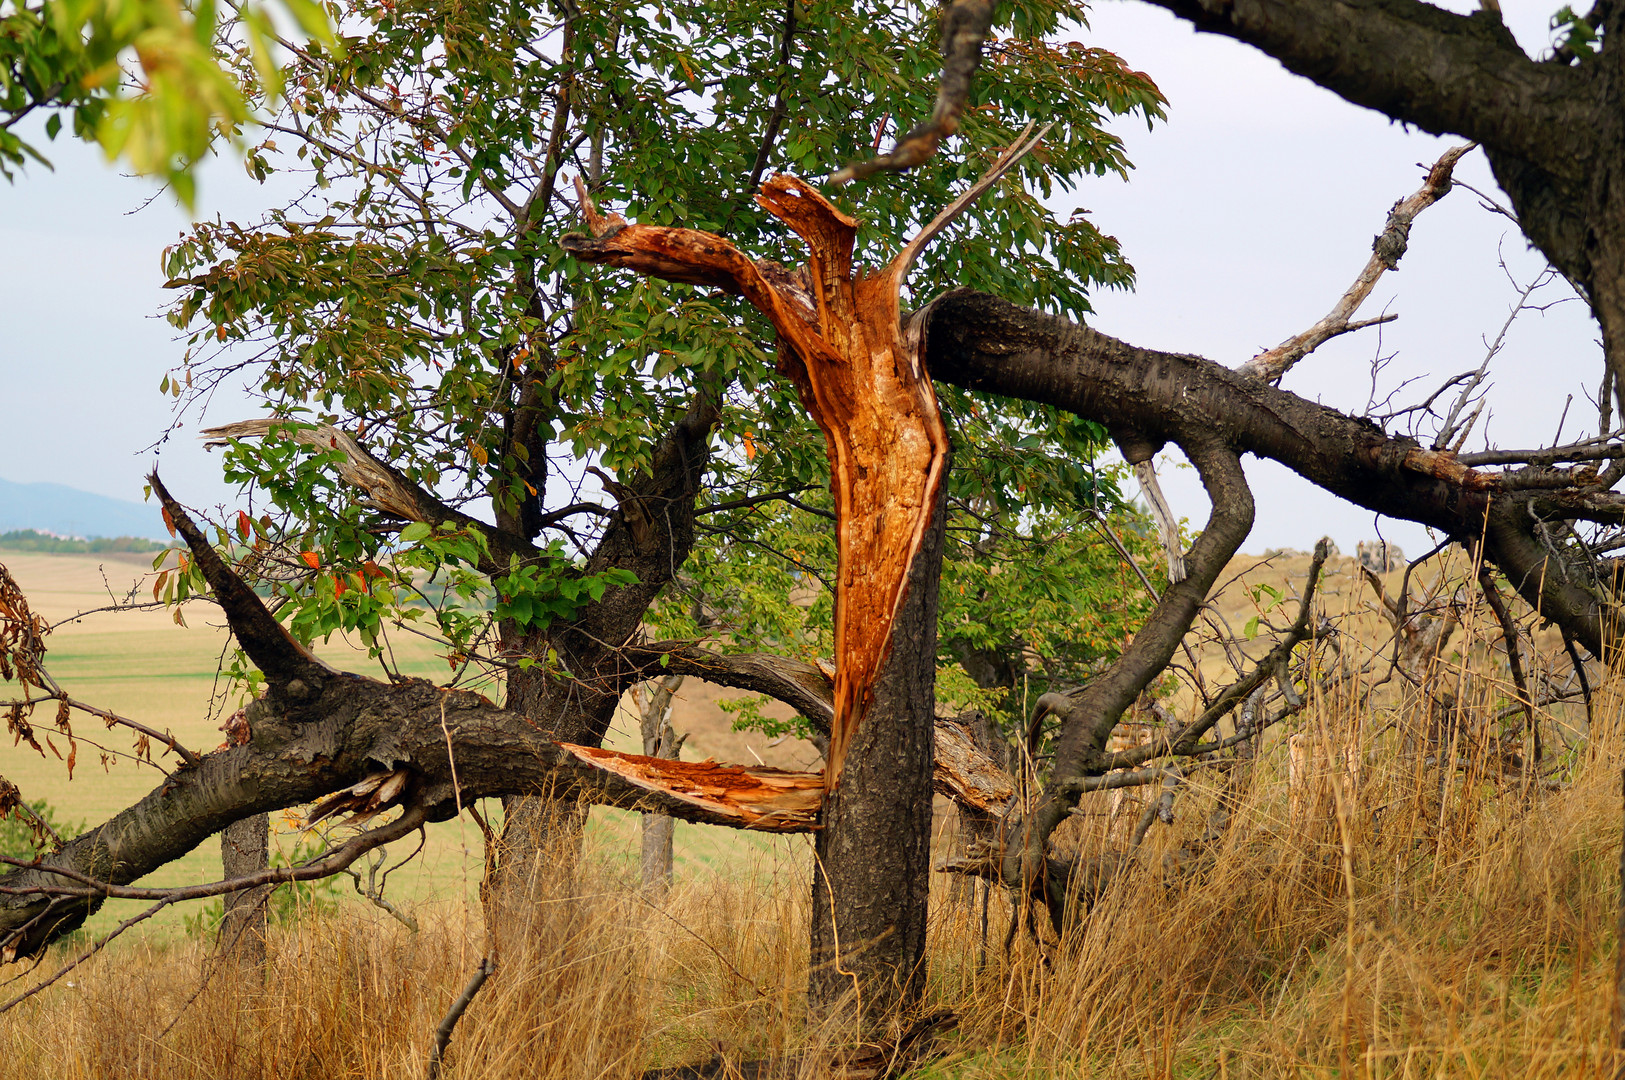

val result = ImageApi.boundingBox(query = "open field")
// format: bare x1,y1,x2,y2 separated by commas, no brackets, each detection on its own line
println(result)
0,546,1621,1077
0,551,821,939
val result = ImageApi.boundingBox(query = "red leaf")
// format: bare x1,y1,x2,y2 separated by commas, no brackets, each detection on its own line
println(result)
236,511,252,540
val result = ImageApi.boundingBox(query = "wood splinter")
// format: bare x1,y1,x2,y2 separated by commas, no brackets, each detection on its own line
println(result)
564,125,1047,790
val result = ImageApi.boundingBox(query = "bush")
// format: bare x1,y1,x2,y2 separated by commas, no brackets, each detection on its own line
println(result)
0,799,82,863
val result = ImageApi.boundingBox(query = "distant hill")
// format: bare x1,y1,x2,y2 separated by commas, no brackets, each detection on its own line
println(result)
0,477,169,541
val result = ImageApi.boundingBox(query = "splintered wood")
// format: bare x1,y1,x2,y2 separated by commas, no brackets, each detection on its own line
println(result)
564,176,951,790
558,744,825,831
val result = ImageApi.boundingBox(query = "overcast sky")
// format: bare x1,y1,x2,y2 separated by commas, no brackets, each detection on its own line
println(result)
0,0,1602,556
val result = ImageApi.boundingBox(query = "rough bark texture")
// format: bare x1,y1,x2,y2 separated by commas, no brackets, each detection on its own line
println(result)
922,289,1625,659
483,388,718,936
218,812,270,966
1143,0,1625,441
808,469,946,1023
565,172,966,1023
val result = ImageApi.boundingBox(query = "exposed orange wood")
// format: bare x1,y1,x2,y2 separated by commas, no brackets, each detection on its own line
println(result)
558,743,824,831
564,134,1047,791
564,177,949,790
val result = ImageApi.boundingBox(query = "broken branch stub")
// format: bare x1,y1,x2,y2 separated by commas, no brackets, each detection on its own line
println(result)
565,175,957,790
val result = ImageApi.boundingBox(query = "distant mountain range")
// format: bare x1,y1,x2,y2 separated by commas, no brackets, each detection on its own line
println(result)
0,477,169,541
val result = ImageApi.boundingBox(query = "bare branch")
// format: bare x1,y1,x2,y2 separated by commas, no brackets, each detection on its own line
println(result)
1238,144,1473,382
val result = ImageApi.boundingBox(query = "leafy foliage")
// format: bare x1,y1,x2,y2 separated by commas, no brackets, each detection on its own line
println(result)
160,0,1169,726
0,798,81,862
0,0,337,200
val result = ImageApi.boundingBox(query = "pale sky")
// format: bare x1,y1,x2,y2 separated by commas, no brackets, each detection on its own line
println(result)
0,0,1602,557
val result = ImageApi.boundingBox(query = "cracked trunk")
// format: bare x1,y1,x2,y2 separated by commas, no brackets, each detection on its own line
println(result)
562,173,957,1026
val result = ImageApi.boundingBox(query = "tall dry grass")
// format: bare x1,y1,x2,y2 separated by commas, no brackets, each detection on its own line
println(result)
3,679,1622,1078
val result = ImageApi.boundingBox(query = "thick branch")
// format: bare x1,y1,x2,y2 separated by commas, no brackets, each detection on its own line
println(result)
1014,440,1254,878
921,288,1625,656
1142,0,1592,176
148,473,332,697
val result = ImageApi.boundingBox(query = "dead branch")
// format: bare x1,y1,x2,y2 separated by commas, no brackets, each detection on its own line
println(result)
425,956,496,1080
199,420,540,573
1237,143,1473,382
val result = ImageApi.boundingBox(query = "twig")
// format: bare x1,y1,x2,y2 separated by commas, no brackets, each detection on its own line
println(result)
1476,564,1538,763
57,696,201,769
425,956,496,1080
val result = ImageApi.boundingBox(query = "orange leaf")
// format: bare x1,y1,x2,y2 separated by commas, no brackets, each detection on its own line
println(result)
161,506,176,538
301,551,321,569
334,576,348,598
743,431,757,461
236,510,252,540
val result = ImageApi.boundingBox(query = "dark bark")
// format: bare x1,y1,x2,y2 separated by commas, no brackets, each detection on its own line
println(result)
1138,0,1625,439
218,812,270,966
1011,442,1255,882
808,465,947,1024
922,289,1625,659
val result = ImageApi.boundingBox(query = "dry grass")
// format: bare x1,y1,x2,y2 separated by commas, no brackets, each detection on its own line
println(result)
4,551,1623,1077
4,686,1621,1079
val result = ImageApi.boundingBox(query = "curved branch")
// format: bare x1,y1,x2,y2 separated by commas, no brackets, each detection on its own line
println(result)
1141,0,1592,176
827,0,995,185
920,288,1625,656
1013,439,1254,879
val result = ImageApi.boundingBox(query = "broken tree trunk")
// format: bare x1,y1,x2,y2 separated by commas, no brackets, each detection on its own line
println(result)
563,138,1040,1022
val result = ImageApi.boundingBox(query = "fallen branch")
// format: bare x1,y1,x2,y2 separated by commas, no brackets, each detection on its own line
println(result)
1237,143,1473,382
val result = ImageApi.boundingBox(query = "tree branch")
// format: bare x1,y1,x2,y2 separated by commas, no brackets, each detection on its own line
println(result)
200,420,540,574
1140,0,1591,176
1237,143,1473,382
827,0,995,185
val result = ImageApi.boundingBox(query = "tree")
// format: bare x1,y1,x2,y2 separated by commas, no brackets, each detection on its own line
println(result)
3,0,1164,1032
4,0,1623,1064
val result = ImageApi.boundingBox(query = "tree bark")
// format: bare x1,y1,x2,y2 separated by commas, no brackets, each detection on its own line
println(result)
808,465,946,1025
218,812,270,967
562,165,1002,1025
921,288,1625,659
639,674,684,901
